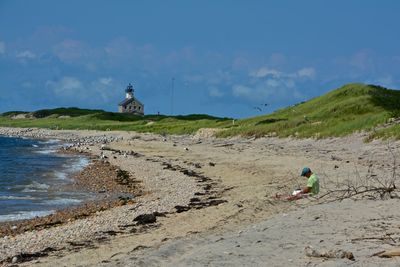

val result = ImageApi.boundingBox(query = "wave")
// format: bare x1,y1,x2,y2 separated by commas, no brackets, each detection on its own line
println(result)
38,139,60,145
53,170,67,180
52,156,89,180
34,149,57,155
45,198,82,205
0,210,54,222
67,157,90,172
21,181,50,192
0,195,37,200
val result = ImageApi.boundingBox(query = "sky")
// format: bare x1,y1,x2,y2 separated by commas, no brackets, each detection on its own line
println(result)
0,0,399,118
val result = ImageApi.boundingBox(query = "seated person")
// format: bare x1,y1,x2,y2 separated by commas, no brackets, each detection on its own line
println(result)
277,167,319,201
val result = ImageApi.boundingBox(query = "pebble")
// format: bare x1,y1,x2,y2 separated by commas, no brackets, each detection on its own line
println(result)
0,127,202,262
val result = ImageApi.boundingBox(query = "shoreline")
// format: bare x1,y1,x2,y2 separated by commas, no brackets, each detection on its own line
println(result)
0,127,227,265
0,156,141,239
1,127,400,266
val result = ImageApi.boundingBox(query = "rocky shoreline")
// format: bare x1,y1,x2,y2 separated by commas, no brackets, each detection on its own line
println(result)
0,128,227,266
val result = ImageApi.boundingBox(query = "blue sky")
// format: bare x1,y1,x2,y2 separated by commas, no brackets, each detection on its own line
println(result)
0,1,399,118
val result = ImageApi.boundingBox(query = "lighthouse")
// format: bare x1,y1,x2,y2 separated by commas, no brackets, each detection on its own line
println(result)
118,83,144,115
125,83,134,99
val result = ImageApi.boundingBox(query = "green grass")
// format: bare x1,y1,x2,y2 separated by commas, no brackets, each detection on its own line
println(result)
217,83,400,139
0,109,232,135
1,83,399,139
31,107,105,118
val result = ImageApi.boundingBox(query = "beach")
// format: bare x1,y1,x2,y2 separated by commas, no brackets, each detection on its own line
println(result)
0,127,400,266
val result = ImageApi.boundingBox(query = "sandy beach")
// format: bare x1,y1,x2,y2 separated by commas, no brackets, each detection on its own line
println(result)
0,127,400,266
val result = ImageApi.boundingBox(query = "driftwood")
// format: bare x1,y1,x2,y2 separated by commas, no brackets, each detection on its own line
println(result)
317,143,400,202
213,143,234,147
351,234,396,243
373,248,400,258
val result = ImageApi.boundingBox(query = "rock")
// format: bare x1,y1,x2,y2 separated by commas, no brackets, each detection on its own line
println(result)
175,205,191,213
11,256,18,263
133,214,157,224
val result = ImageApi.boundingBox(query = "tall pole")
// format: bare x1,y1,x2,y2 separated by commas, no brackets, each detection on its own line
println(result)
171,77,175,115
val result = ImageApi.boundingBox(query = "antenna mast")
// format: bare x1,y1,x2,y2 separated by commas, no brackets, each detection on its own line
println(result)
171,77,175,115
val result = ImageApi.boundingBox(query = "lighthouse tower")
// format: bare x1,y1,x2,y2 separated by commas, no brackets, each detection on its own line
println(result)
125,83,134,99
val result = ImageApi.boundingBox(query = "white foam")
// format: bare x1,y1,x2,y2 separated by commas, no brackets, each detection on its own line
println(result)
69,157,90,172
0,210,54,222
38,139,60,145
22,181,49,192
53,171,67,180
32,144,39,148
35,149,57,155
0,195,37,200
45,198,82,205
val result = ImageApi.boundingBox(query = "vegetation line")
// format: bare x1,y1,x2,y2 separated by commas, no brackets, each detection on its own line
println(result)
1,83,399,139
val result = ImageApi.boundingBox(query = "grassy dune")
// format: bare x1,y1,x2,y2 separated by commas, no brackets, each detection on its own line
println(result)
218,83,400,139
1,83,399,139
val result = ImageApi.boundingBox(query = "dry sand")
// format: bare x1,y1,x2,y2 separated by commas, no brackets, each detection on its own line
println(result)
0,127,400,266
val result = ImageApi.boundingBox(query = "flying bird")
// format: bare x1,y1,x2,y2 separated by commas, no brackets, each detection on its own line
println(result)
253,107,262,112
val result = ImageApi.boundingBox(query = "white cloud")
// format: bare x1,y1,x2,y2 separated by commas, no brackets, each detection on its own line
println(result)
53,39,87,62
90,78,117,102
366,75,398,89
250,66,316,80
209,87,224,97
46,76,118,104
266,79,280,87
232,85,253,98
349,49,374,71
232,76,303,103
297,67,315,79
0,42,5,54
47,77,83,97
250,67,281,78
99,77,112,85
284,79,295,88
232,83,276,102
16,50,36,59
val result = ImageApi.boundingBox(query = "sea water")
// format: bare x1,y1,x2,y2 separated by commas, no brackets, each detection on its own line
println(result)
0,136,94,222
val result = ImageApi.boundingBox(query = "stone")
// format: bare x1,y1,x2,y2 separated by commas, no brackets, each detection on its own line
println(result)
133,214,157,224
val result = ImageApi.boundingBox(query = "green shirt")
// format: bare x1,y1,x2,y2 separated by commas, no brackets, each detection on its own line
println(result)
307,173,319,195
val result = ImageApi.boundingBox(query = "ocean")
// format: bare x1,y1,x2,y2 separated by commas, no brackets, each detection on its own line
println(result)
0,136,94,222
